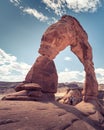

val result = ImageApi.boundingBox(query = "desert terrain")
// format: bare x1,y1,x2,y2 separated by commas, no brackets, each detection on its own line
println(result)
0,82,104,130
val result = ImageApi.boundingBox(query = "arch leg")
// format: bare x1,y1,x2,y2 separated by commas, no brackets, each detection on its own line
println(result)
71,41,98,101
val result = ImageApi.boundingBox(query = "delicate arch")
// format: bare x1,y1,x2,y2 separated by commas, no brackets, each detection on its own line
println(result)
38,15,98,101
2,15,98,102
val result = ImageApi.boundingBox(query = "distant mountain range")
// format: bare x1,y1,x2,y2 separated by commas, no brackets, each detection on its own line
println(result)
0,81,104,94
0,81,21,88
0,81,104,105
58,82,104,90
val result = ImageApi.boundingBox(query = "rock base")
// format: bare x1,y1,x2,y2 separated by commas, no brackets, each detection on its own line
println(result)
2,90,55,102
0,100,104,130
75,100,104,124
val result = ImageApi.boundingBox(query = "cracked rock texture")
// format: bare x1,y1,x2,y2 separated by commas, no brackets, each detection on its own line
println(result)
0,101,104,130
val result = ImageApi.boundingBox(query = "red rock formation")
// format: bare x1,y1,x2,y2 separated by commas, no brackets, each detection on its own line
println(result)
2,56,58,101
39,15,98,101
2,15,98,102
15,83,42,92
24,56,58,93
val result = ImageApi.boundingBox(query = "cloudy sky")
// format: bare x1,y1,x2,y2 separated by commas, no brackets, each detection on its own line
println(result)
0,0,104,83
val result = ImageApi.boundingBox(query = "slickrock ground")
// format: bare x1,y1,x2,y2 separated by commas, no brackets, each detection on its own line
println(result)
0,100,104,130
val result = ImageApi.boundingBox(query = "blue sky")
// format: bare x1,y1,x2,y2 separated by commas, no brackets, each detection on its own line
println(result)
0,0,104,83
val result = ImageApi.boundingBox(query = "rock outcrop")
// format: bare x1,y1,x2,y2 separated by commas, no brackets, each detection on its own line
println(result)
24,56,58,93
0,101,104,130
2,56,58,101
58,89,82,105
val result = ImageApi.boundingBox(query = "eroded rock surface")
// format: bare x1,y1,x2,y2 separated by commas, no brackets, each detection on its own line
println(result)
0,101,104,130
24,56,58,93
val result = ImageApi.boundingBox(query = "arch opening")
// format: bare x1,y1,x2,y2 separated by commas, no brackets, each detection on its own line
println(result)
54,46,84,83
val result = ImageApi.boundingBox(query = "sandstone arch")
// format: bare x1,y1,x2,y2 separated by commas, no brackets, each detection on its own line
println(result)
38,15,98,101
2,15,98,101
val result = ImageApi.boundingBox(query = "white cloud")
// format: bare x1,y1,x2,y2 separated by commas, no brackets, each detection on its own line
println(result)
0,49,31,82
66,0,101,13
95,68,104,76
95,68,104,84
64,68,69,72
9,0,103,23
64,56,72,61
10,0,21,6
58,67,104,84
0,49,17,65
0,49,104,84
23,8,48,22
42,0,66,16
42,0,102,15
9,0,49,22
47,17,58,25
58,70,85,83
